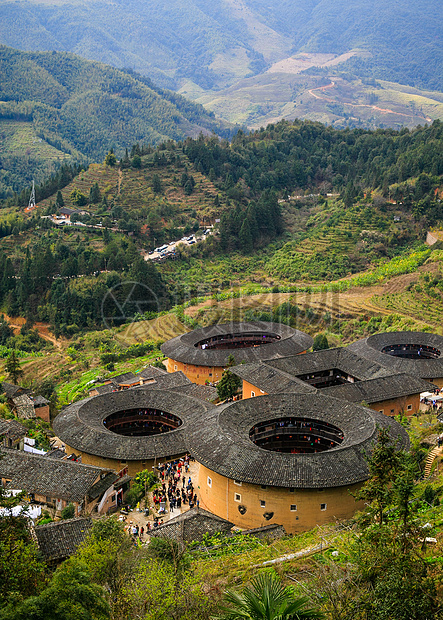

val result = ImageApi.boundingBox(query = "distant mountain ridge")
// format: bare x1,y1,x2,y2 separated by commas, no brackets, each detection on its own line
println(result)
0,0,441,92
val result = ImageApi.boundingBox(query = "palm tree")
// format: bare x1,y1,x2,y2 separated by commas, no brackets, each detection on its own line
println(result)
212,572,324,620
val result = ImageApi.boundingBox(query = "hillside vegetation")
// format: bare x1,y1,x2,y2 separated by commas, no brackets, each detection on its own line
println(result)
195,73,443,128
0,118,441,347
0,45,235,196
1,0,442,136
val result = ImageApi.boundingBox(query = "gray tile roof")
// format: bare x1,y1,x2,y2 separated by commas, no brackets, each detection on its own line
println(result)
12,394,36,419
93,367,178,395
53,387,212,462
2,382,29,399
45,448,67,460
232,352,433,403
108,372,137,385
93,383,116,395
161,322,313,367
322,374,433,404
348,332,443,379
35,518,92,562
60,207,79,216
138,371,191,390
169,383,219,402
88,472,119,500
150,506,233,542
186,393,409,489
265,347,393,380
0,448,110,502
137,366,168,379
231,362,316,395
0,419,28,441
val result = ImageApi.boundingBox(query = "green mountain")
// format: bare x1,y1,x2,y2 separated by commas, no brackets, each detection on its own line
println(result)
0,0,441,92
0,45,235,196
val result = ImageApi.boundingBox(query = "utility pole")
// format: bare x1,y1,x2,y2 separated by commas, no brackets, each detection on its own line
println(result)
28,180,36,210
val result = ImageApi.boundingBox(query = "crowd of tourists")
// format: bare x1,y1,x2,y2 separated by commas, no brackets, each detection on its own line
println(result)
124,454,198,542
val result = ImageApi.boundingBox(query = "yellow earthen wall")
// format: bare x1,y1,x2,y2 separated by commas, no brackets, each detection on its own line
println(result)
196,464,364,534
242,380,268,399
369,393,421,417
425,377,443,389
166,358,224,385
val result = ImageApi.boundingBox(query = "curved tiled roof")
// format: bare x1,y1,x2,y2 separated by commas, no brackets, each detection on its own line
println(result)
348,332,443,379
186,393,409,489
0,448,109,503
231,362,316,395
53,388,211,461
161,322,313,367
322,373,433,404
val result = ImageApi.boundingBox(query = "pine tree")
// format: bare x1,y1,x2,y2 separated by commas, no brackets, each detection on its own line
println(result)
104,149,117,167
89,182,101,204
217,357,241,401
5,350,23,384
152,174,162,194
55,190,64,208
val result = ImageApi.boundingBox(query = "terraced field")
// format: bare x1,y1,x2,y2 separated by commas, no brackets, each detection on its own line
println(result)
269,202,396,282
0,120,73,163
37,157,221,222
116,313,188,345
295,211,358,257
38,163,120,210
373,290,443,329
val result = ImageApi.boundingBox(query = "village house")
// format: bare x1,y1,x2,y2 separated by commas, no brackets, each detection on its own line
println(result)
0,448,128,517
0,419,28,450
89,365,180,395
2,382,50,422
33,517,93,565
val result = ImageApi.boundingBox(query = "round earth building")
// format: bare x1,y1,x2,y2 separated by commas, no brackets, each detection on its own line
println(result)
53,387,212,477
349,331,443,388
186,393,409,534
161,321,313,385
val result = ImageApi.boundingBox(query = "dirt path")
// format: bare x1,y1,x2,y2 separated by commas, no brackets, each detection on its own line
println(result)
308,81,336,101
381,261,441,295
308,81,432,122
3,315,63,349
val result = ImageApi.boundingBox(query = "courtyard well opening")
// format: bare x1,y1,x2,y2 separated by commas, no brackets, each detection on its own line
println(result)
249,417,344,453
104,408,182,437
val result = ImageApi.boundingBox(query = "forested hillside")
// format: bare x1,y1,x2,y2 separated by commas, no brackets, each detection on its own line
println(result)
0,46,235,197
0,119,442,338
